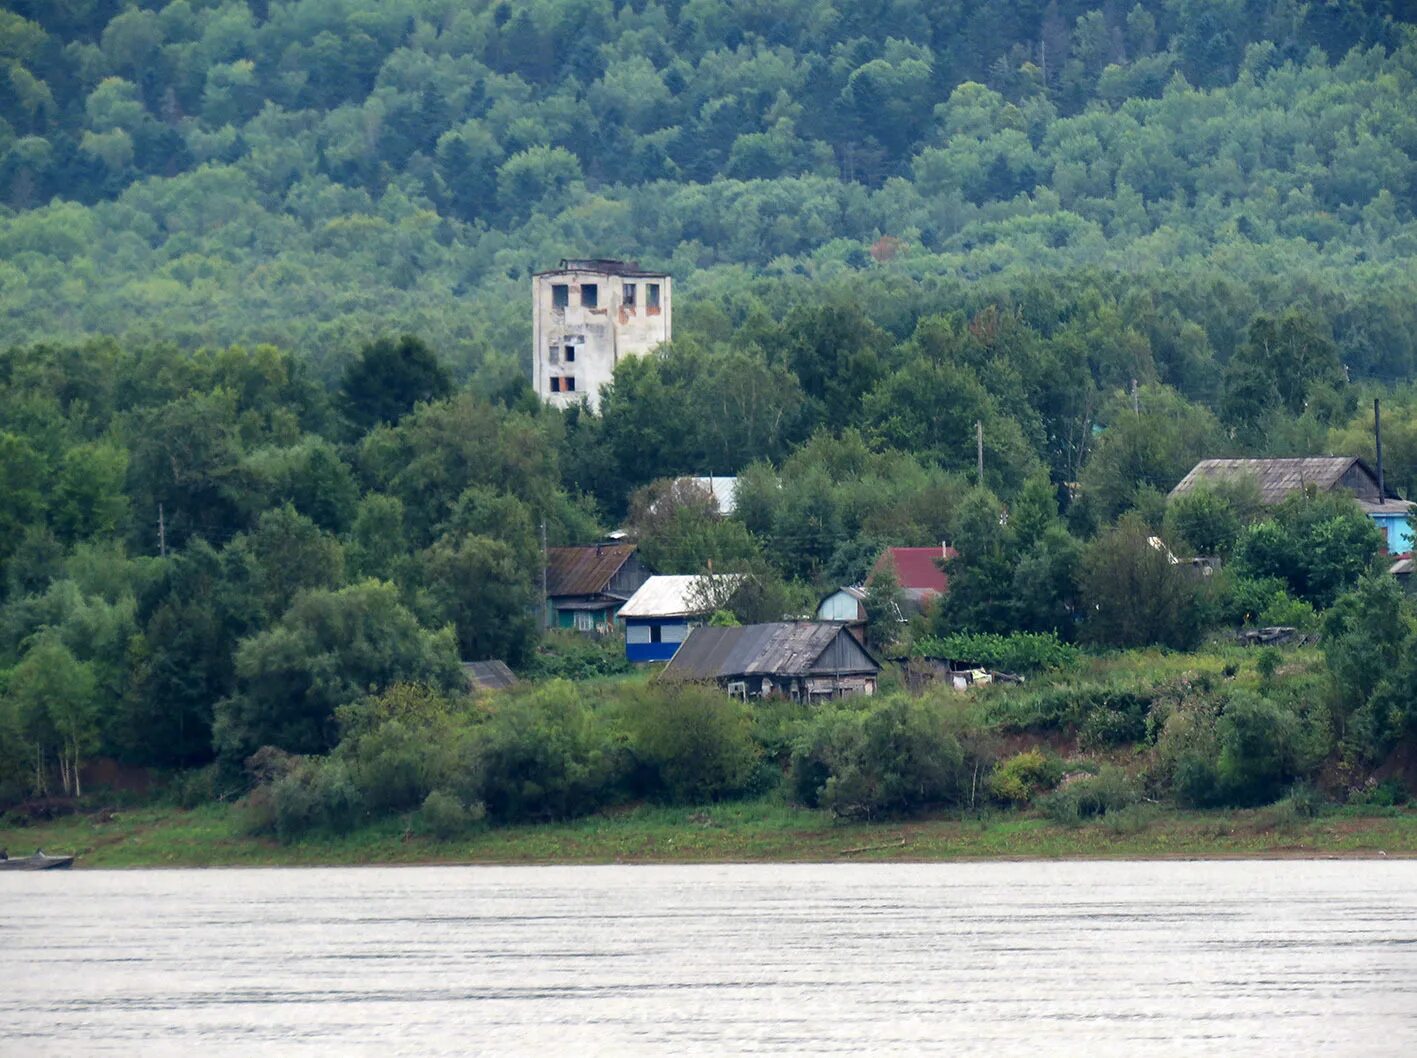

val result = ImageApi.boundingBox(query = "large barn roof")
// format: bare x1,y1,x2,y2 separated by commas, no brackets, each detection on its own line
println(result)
545,544,638,598
1169,457,1380,505
660,622,880,681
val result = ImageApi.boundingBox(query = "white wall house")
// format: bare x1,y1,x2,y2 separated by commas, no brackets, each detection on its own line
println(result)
532,258,671,411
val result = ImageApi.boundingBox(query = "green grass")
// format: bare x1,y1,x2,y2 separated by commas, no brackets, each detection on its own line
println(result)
6,797,1417,868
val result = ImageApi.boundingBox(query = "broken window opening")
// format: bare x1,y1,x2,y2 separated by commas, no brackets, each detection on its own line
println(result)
646,283,660,309
564,376,576,392
623,282,636,307
581,283,598,308
549,377,562,393
564,345,576,363
552,283,569,308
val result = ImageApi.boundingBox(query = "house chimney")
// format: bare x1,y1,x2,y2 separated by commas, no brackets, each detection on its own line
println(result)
1375,397,1386,504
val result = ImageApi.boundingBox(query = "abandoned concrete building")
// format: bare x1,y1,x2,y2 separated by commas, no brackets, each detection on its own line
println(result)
532,259,672,410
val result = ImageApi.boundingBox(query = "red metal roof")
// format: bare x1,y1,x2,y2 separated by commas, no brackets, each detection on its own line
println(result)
871,546,954,595
545,544,637,598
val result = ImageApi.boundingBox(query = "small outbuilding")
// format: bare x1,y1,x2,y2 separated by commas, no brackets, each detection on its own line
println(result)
617,574,743,662
658,621,880,701
461,660,519,693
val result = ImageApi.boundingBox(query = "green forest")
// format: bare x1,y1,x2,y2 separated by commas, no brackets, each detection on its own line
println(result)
3,1,1417,848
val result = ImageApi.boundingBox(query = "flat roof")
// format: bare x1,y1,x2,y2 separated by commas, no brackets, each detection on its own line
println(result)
534,258,669,278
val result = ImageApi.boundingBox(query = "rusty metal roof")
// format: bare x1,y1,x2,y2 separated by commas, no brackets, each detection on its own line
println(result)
1168,457,1374,504
545,544,637,598
660,622,880,681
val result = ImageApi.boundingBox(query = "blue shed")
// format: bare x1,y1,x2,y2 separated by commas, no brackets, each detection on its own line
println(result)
617,574,743,663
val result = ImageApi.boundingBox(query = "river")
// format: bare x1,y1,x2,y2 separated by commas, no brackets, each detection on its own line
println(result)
4,860,1416,1055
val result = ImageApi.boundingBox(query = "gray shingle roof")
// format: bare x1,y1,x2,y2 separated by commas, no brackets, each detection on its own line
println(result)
660,622,879,681
1169,457,1374,504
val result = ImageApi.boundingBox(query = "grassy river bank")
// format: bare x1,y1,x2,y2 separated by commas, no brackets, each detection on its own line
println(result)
5,798,1417,869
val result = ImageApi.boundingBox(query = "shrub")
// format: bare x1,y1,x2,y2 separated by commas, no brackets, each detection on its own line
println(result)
527,631,632,680
1215,692,1300,806
987,749,1064,805
344,719,438,813
790,696,975,819
415,789,485,840
472,680,629,822
1078,693,1149,748
277,759,363,840
913,632,1079,673
1039,766,1138,824
620,684,759,803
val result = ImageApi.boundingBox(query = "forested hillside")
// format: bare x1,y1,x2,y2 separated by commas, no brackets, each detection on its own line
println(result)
1,1,1416,377
4,2,1417,826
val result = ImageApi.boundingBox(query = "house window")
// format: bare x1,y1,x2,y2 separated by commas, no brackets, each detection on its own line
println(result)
564,376,576,392
549,345,560,364
574,611,594,631
646,283,660,309
564,345,576,363
649,624,663,644
581,283,598,308
623,282,636,307
552,283,569,308
549,377,562,393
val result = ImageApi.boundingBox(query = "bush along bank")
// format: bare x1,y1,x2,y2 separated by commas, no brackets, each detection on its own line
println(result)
182,635,1412,847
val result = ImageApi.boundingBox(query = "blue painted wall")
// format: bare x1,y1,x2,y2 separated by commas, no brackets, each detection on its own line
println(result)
625,618,690,662
1372,512,1414,554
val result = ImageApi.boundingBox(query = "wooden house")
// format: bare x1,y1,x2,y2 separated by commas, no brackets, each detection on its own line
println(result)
1169,457,1415,553
545,544,652,632
658,622,880,701
617,574,742,662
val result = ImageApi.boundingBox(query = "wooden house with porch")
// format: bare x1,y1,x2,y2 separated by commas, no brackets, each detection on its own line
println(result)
545,544,652,632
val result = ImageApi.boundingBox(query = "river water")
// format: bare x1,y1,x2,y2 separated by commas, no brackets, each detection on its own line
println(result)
4,860,1416,1056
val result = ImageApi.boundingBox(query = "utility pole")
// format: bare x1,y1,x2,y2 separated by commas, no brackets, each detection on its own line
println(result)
1375,397,1386,501
1131,378,1140,416
540,519,549,629
975,420,984,482
157,503,167,558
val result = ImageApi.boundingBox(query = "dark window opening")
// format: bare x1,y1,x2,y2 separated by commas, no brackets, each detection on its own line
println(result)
581,283,598,308
649,624,662,643
647,283,660,309
564,345,576,363
549,377,562,393
565,376,576,392
623,282,636,306
552,283,568,308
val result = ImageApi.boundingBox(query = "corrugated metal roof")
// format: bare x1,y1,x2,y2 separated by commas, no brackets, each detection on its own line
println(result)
1360,499,1416,517
617,574,743,618
1169,458,1372,504
680,476,738,514
462,660,518,692
545,544,637,598
661,622,879,681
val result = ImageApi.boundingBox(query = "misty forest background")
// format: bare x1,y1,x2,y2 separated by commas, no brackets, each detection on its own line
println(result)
4,1,1417,830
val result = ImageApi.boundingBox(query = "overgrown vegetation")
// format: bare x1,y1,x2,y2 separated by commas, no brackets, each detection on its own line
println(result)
2,2,1417,844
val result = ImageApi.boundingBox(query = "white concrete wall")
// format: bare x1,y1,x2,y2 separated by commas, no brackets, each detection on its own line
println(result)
533,268,671,411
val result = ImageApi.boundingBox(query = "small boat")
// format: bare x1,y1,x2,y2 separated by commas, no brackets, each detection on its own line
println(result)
0,850,75,871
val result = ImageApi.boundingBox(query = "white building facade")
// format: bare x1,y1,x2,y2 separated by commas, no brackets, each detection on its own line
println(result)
532,258,672,411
